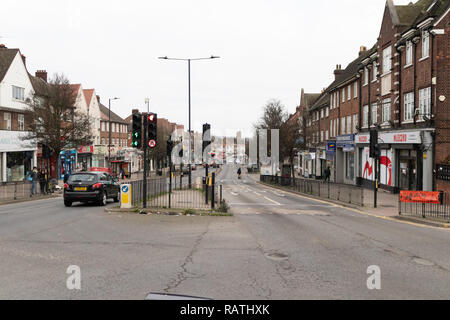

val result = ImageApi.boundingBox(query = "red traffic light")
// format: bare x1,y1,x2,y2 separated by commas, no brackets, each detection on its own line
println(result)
148,114,156,123
148,140,156,148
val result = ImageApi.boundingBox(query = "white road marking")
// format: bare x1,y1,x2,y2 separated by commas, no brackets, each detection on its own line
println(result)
231,192,239,196
264,196,282,206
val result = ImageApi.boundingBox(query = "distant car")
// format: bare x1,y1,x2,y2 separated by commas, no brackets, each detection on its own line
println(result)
63,172,120,207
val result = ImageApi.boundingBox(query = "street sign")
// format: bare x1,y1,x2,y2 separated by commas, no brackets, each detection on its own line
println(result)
120,184,132,209
148,139,156,148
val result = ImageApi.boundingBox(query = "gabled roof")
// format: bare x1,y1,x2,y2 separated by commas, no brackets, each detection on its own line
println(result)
99,103,128,124
83,89,94,107
28,73,49,97
394,0,448,26
0,48,20,83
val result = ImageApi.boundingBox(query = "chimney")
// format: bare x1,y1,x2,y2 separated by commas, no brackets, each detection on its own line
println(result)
96,95,100,104
359,46,367,56
132,109,139,114
334,64,343,80
21,54,26,66
35,70,47,82
0,44,6,49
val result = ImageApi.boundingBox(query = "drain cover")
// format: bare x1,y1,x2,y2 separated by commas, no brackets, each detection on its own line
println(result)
265,252,289,261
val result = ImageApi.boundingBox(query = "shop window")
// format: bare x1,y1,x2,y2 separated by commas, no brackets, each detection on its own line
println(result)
346,152,355,180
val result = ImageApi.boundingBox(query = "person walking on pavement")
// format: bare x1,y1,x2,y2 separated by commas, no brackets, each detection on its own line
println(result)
237,167,242,179
121,168,126,180
39,169,46,194
30,167,39,196
324,166,331,182
64,170,70,184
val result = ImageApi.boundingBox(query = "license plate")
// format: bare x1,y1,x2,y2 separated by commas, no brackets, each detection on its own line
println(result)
75,187,87,191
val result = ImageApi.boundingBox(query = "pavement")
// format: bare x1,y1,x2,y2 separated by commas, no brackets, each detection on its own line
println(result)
0,164,449,299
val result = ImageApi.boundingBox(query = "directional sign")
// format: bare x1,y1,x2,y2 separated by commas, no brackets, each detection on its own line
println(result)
121,184,132,209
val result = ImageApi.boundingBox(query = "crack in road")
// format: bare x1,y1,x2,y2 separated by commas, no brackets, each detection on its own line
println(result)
163,222,211,293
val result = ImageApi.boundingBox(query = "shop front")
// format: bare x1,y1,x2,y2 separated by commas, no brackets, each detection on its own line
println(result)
336,134,355,185
0,131,37,182
355,129,433,192
77,146,94,171
326,141,336,182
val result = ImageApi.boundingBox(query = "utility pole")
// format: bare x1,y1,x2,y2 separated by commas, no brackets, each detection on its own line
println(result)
143,114,148,209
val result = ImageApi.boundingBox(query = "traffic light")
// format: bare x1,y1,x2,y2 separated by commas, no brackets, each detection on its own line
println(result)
202,123,211,154
369,129,380,158
132,113,142,148
147,113,157,149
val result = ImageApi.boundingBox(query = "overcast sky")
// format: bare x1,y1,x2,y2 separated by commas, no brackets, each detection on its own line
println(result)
2,0,413,137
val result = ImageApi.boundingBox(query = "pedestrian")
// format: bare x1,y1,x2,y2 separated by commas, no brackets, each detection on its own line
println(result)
39,169,46,194
30,167,39,196
237,167,242,179
64,171,70,184
121,168,126,180
324,166,331,182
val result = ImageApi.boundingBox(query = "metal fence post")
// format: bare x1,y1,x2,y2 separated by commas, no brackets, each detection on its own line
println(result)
211,172,215,209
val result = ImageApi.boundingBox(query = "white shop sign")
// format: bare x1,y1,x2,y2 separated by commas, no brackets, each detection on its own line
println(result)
0,131,37,152
356,131,421,144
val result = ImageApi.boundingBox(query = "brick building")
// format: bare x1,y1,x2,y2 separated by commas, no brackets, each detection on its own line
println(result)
296,0,449,193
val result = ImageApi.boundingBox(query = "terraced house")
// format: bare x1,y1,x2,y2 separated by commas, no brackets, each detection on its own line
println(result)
297,0,449,194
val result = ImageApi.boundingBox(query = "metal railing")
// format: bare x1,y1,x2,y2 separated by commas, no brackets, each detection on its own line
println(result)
0,181,44,202
127,177,223,210
260,175,364,207
399,192,450,222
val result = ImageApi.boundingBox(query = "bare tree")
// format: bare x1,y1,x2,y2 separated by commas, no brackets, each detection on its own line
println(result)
24,74,94,177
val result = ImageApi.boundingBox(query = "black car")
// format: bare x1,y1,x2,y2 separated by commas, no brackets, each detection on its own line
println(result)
64,172,121,207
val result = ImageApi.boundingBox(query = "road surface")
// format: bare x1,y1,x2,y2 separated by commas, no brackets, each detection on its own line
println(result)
0,164,449,299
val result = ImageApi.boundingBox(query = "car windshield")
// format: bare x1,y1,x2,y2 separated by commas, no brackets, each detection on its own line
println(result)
68,174,97,183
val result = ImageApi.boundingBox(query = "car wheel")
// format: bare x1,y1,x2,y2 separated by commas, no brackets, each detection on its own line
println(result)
99,191,107,206
113,190,120,203
64,200,72,207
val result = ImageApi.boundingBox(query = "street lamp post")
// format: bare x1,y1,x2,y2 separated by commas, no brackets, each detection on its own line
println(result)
158,55,220,188
108,97,120,172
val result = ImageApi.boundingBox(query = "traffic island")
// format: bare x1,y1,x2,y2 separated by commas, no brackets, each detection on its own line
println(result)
105,206,232,217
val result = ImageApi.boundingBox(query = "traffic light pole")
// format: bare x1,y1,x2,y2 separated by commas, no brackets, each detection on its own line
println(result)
205,164,209,204
143,114,148,209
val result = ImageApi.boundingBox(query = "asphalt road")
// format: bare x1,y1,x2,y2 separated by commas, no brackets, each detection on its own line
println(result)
0,164,449,299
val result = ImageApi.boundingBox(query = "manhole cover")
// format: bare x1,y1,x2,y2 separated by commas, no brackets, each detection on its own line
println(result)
413,257,435,266
265,252,289,261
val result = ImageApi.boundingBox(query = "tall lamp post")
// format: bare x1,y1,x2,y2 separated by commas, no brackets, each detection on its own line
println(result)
158,55,220,188
108,97,120,172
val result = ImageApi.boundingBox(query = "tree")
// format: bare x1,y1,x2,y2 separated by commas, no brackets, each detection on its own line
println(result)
24,74,94,178
256,99,301,179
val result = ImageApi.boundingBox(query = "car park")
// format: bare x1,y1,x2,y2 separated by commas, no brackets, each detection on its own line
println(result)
63,172,121,207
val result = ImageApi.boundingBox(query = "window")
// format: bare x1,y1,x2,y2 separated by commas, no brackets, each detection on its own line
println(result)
382,46,392,74
382,98,391,123
346,116,351,134
18,114,24,131
321,109,324,119
363,67,369,86
371,103,378,125
325,107,329,117
320,131,323,142
325,130,329,141
348,85,351,101
353,114,358,133
12,86,25,101
404,92,414,122
422,31,429,58
354,82,358,98
4,112,11,130
337,91,340,107
373,63,378,81
363,105,369,128
341,117,345,135
330,121,333,138
335,119,338,137
102,138,105,145
406,41,413,66
419,87,431,120
342,88,345,103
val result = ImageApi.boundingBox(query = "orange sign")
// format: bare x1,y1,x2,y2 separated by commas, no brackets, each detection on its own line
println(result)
399,191,441,204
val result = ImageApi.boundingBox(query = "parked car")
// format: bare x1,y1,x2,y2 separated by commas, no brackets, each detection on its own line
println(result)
63,172,120,207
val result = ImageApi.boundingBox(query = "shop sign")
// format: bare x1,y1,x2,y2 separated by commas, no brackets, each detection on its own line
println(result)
399,191,442,204
326,141,336,153
356,131,422,144
336,134,355,151
78,146,94,154
0,131,37,152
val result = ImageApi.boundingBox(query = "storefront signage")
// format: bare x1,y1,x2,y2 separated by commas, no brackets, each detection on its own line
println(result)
356,131,422,144
399,191,442,204
326,141,336,153
78,146,94,154
336,134,355,152
0,131,37,152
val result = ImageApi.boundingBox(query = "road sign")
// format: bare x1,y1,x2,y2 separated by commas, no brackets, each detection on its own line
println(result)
121,184,132,209
148,139,156,148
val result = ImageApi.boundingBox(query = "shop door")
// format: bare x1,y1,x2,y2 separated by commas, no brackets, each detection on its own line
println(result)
398,150,417,190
